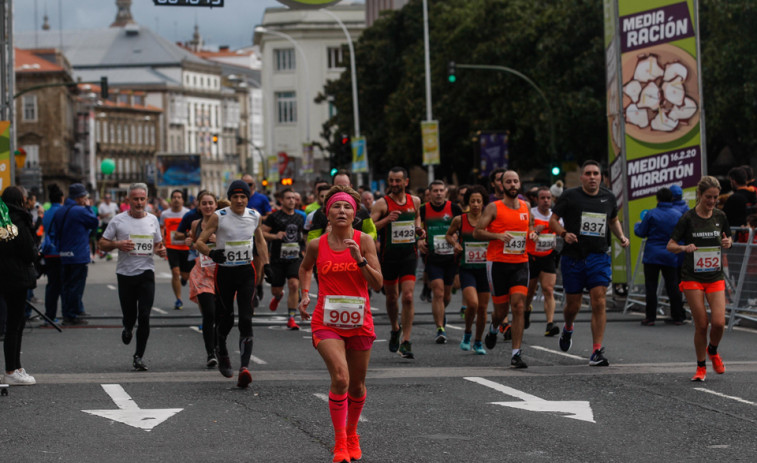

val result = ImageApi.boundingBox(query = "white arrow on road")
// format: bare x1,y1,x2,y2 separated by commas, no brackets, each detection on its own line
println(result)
83,384,183,431
465,377,595,423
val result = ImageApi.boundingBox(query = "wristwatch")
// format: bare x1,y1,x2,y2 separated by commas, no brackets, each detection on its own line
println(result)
357,259,368,268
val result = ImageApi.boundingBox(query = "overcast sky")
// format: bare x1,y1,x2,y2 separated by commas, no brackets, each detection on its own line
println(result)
14,0,291,50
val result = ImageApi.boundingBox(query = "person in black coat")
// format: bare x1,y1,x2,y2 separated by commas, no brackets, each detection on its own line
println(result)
0,186,39,385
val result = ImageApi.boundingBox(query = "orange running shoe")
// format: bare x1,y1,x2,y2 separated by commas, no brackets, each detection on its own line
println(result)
287,316,300,330
690,366,706,382
237,367,252,388
709,353,725,374
347,434,362,461
269,295,281,312
332,438,350,463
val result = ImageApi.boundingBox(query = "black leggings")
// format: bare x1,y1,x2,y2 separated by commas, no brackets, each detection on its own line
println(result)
2,288,27,372
644,263,684,321
215,265,256,367
196,292,216,356
117,270,155,358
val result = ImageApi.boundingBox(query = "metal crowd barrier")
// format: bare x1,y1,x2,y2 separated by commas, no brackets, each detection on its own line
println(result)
622,239,672,315
725,227,757,330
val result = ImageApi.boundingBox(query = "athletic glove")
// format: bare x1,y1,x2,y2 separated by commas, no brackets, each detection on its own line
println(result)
209,249,226,264
263,263,274,283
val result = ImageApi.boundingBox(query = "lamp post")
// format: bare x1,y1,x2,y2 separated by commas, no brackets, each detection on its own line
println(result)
422,0,435,182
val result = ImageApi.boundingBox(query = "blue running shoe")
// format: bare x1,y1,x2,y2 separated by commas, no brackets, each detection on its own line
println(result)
472,341,487,355
559,327,573,352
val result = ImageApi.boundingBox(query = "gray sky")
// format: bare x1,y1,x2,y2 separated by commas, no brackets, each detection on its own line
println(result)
14,0,286,50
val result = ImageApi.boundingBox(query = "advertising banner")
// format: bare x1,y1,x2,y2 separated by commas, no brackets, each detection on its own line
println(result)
0,121,10,193
155,154,201,187
351,137,368,173
421,121,440,166
605,0,704,284
302,144,314,174
267,155,280,183
478,132,509,178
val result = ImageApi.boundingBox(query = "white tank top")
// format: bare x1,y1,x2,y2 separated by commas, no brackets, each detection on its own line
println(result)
215,206,261,267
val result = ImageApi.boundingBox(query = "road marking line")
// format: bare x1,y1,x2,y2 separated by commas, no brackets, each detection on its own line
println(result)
152,307,167,314
445,323,463,331
695,388,757,406
733,327,757,335
189,326,201,333
530,345,585,361
107,284,117,290
313,393,367,422
251,355,267,365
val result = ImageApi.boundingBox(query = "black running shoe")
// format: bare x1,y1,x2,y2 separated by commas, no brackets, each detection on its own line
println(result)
589,347,610,367
484,325,498,350
389,327,402,353
217,354,234,378
501,323,512,341
121,328,132,345
559,328,573,352
133,356,148,371
510,353,528,369
524,305,532,330
206,354,218,368
398,341,414,359
545,323,560,337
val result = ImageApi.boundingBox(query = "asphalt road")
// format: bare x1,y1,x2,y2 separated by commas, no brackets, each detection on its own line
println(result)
2,256,756,462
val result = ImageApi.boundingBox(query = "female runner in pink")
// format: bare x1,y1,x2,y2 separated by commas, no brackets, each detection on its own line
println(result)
298,186,383,463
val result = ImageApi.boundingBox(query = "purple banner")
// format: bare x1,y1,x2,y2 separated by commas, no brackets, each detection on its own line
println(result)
479,132,508,178
620,2,694,53
626,146,701,200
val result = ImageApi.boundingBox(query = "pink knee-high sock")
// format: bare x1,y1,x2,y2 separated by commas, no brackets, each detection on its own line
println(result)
347,392,366,436
329,391,349,441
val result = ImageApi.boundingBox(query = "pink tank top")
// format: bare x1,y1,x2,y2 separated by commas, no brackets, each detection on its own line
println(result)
312,230,374,337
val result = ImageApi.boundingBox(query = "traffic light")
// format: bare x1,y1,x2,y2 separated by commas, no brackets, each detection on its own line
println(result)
100,76,108,99
281,178,293,186
261,178,269,187
551,165,561,176
212,135,219,144
448,61,456,83
330,167,338,177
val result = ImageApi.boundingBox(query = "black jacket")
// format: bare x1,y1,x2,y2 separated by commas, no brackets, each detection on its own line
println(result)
0,203,38,290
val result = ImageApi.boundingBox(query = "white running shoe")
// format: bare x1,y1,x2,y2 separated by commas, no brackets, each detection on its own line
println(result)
18,368,36,383
3,369,36,385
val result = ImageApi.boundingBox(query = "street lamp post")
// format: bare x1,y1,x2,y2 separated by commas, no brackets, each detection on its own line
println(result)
422,0,434,183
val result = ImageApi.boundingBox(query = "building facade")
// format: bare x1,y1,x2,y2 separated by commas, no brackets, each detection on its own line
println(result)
366,0,409,27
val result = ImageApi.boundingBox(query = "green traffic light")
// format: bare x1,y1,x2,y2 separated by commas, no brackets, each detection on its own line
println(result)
448,75,456,83
330,168,338,177
551,166,560,176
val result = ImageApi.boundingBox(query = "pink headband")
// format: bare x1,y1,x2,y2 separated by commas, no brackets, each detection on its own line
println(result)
326,192,357,215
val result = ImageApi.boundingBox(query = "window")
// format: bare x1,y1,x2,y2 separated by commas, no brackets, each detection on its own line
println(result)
274,48,296,71
22,95,37,121
133,95,144,106
327,46,345,69
275,92,297,124
21,145,39,168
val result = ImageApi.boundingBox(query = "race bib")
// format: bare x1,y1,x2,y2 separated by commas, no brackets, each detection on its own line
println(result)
580,212,606,237
323,295,366,328
280,242,300,260
200,243,216,268
503,231,527,255
694,247,721,273
535,234,556,253
171,231,183,246
464,242,487,264
225,240,252,266
391,220,415,244
129,234,153,256
433,235,454,256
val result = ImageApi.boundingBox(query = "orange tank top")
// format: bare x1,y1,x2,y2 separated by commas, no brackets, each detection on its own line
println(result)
486,199,530,264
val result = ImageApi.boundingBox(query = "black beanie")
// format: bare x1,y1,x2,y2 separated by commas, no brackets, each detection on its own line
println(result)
227,179,251,199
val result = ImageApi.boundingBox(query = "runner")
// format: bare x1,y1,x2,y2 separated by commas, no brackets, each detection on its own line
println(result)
667,176,732,381
260,187,305,330
297,186,382,463
187,191,221,368
418,180,463,343
99,183,167,371
549,160,630,366
525,186,561,337
474,170,534,368
160,190,191,310
195,180,268,388
371,167,425,359
445,185,489,354
308,170,377,242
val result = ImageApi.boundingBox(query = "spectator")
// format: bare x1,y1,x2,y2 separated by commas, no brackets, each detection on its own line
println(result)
723,166,757,228
97,194,119,260
634,187,686,325
41,184,65,323
670,185,689,216
549,180,564,203
743,165,756,191
51,183,99,325
242,174,272,217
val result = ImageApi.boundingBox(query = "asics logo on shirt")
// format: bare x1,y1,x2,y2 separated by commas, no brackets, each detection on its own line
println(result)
320,260,358,275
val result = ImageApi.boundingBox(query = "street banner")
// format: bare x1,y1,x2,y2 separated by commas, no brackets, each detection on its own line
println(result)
155,154,202,187
0,121,10,193
302,144,314,174
267,155,280,183
421,120,440,166
478,132,509,178
351,137,368,173
605,0,704,284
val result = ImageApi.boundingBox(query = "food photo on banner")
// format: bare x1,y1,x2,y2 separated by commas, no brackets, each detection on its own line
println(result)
156,155,202,187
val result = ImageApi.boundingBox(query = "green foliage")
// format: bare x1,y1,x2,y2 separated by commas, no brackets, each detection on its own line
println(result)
320,0,757,182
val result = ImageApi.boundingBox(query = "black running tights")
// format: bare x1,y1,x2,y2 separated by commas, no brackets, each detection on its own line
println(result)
196,292,216,356
215,265,255,366
117,270,155,358
2,288,27,372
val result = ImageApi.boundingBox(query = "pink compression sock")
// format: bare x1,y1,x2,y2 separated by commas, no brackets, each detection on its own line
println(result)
329,391,348,441
347,392,366,436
